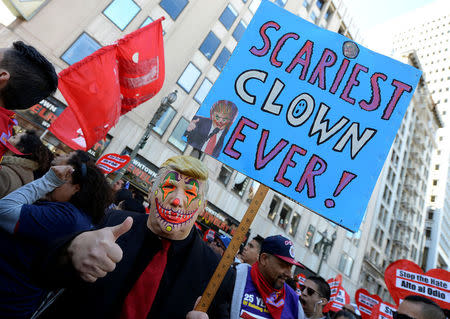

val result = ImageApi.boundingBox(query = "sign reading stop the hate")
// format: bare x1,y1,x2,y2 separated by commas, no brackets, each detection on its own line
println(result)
185,0,421,231
355,288,382,319
384,259,450,309
370,302,397,319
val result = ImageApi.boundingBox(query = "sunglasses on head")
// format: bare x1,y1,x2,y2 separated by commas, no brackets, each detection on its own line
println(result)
392,311,415,319
299,284,322,297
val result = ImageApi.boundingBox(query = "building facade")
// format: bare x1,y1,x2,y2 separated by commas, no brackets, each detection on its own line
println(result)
1,0,442,302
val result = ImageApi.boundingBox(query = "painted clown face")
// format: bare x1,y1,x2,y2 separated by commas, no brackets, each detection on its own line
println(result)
147,169,205,240
211,110,232,130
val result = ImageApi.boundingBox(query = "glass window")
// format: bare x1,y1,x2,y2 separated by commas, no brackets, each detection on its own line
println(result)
153,106,176,135
232,172,249,197
316,0,324,9
199,32,221,60
218,165,233,185
177,62,201,93
219,4,238,30
194,78,213,104
103,0,141,31
303,0,309,8
214,47,231,71
305,224,315,247
160,0,188,20
313,232,323,255
278,204,292,230
140,16,153,28
232,20,247,42
289,213,301,236
168,117,189,152
338,254,353,276
273,0,287,7
310,11,317,22
61,33,101,65
267,196,280,220
249,0,260,13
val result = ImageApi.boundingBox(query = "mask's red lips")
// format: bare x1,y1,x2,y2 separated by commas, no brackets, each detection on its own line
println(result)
155,198,197,224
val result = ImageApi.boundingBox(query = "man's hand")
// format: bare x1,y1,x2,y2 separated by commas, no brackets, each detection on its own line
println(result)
186,118,200,132
186,297,209,319
68,217,133,282
51,165,74,182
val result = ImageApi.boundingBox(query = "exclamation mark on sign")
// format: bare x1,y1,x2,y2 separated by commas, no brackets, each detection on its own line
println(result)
324,171,357,208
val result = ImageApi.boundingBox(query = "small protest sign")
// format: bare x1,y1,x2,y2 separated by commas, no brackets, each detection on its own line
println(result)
325,275,350,312
355,288,382,319
96,153,131,174
384,259,450,309
370,301,397,319
184,0,422,231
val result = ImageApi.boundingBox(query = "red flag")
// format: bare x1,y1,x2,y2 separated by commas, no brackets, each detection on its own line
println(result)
117,17,165,114
49,45,120,150
49,18,165,150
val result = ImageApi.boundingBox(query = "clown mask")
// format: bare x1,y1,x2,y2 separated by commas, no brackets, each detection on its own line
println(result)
147,169,205,240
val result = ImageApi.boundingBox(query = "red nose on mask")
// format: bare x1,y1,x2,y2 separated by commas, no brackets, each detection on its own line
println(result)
172,198,180,206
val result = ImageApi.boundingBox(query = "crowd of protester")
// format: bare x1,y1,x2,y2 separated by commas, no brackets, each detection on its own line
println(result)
0,41,448,319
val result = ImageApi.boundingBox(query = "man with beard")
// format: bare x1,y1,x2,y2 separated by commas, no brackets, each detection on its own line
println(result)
298,276,330,319
40,155,233,319
229,235,305,319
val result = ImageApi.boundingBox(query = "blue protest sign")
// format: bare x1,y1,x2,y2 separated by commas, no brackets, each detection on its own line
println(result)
184,0,422,231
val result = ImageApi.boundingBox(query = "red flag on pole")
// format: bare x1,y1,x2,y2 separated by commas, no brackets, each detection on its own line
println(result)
49,18,165,150
117,18,165,114
49,45,120,150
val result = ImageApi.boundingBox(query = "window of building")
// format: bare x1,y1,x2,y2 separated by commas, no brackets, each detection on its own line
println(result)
428,210,434,220
218,165,233,185
267,196,281,220
168,117,189,152
310,11,317,22
433,179,438,186
305,224,315,248
278,204,292,230
232,172,249,197
425,227,431,239
289,213,301,236
435,164,440,170
232,20,247,42
324,7,333,21
273,0,287,7
160,0,188,20
219,4,238,30
302,0,309,8
140,16,153,28
199,32,221,60
316,0,324,9
61,33,101,65
214,47,231,71
338,253,353,276
249,0,260,14
103,0,140,30
194,78,213,104
153,106,176,135
313,232,324,255
177,62,201,93
431,195,436,202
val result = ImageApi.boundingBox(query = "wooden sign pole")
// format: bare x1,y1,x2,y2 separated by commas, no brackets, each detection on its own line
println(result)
194,184,269,312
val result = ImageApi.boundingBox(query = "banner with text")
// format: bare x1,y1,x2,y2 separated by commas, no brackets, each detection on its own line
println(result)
384,259,449,309
355,289,382,319
370,302,397,319
184,0,421,230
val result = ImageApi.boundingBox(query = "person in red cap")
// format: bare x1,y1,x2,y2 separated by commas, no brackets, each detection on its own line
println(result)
228,234,306,319
0,41,58,159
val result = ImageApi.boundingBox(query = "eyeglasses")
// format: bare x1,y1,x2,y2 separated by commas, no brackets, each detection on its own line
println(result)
299,284,322,297
393,311,415,319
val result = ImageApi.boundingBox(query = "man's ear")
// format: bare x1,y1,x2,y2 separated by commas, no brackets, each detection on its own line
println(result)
0,69,10,89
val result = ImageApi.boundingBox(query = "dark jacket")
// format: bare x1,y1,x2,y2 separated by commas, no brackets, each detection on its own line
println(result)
41,211,235,319
184,116,229,158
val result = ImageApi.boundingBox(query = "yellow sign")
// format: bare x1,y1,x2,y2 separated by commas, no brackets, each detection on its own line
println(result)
4,0,49,20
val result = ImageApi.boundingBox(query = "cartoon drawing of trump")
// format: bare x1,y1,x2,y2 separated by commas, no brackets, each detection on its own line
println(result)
184,100,238,158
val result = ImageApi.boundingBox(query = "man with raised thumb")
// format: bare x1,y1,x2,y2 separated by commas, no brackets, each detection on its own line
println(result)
41,155,234,319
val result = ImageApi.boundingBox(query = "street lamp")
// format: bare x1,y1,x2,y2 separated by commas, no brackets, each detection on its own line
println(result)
316,229,337,275
113,90,178,183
